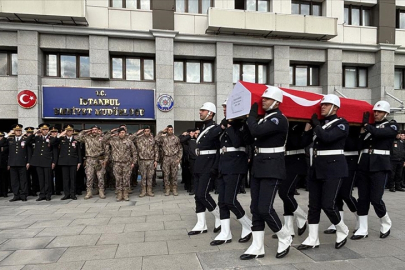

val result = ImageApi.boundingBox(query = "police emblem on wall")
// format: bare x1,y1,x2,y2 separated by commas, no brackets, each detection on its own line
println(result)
157,94,174,112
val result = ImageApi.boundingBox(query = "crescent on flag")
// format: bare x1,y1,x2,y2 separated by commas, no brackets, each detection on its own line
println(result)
280,90,322,107
19,94,30,105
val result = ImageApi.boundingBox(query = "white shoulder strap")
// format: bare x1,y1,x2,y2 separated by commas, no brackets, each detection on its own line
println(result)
258,112,278,125
364,121,390,141
313,118,342,141
196,125,215,144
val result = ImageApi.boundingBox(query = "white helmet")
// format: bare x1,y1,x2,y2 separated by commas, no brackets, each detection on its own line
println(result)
200,102,216,114
262,86,283,103
321,94,340,108
222,99,228,106
373,100,390,113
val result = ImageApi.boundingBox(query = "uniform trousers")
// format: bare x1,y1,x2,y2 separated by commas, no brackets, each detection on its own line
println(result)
36,167,52,199
139,160,154,187
278,168,301,215
307,171,342,225
10,167,27,198
357,171,388,218
194,172,217,213
62,166,77,197
335,169,358,212
112,162,132,191
389,161,403,189
250,177,282,232
0,167,9,196
218,174,245,219
85,157,106,189
188,159,195,190
162,156,179,188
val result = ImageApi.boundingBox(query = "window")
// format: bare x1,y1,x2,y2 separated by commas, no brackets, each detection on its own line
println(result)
291,1,322,16
174,60,213,83
110,0,150,10
395,69,404,89
0,52,17,76
344,5,372,26
289,65,319,86
235,0,269,12
111,56,154,81
45,54,89,78
343,67,367,88
175,0,213,14
233,62,267,84
397,10,405,29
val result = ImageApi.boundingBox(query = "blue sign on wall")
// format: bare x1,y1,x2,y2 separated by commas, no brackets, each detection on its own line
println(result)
42,86,155,120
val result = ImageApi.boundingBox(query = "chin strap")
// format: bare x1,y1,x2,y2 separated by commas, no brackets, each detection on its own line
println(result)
203,111,211,121
268,101,278,110
384,113,388,119
326,105,334,117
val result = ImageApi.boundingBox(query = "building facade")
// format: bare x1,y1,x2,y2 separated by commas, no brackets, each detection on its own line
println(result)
1,0,405,133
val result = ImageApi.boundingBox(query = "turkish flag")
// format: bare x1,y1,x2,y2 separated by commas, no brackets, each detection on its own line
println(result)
17,90,37,109
226,81,373,124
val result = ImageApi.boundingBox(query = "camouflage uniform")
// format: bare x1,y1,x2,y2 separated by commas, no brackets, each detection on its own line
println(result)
134,134,159,196
156,131,182,195
77,131,109,197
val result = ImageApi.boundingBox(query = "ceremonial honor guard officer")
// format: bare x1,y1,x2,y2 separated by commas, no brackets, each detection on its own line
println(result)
27,124,58,201
210,100,252,246
57,125,82,200
241,87,292,260
188,102,222,235
7,124,29,201
0,132,9,197
352,101,397,240
298,94,349,250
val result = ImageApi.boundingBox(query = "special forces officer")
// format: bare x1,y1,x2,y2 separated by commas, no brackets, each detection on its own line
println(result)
7,124,29,202
77,126,109,199
188,102,221,236
57,125,82,200
352,101,398,240
241,87,292,260
210,100,252,246
298,94,350,250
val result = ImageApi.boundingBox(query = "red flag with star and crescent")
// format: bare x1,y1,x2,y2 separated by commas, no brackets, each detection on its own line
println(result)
17,90,37,109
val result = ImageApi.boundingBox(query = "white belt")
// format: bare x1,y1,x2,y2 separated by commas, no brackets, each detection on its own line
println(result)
315,150,344,156
285,149,305,156
196,149,217,156
255,146,285,154
361,149,390,155
344,151,358,156
221,147,246,154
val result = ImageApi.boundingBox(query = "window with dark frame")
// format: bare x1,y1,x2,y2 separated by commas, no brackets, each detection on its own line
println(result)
395,68,404,90
397,9,405,29
235,0,270,12
111,56,155,81
0,52,18,76
344,5,372,26
110,0,151,10
233,62,268,84
343,66,368,88
175,0,214,14
289,65,319,86
291,1,322,16
45,53,89,78
174,60,214,83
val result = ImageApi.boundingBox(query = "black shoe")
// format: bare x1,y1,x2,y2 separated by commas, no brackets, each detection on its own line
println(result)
21,197,27,201
294,190,300,195
323,229,336,234
60,195,70,200
46,197,51,201
188,230,207,235
240,254,264,260
389,187,396,192
350,234,368,240
395,187,405,192
297,244,319,250
210,239,232,246
380,230,390,238
71,195,77,200
9,196,20,202
276,246,290,258
272,234,294,239
189,192,195,196
298,223,307,236
36,197,45,201
55,191,62,195
335,238,347,249
213,226,221,233
239,233,252,243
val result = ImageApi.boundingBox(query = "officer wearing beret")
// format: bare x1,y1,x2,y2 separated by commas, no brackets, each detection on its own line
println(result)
0,131,8,197
352,101,398,240
7,124,29,201
56,125,82,200
241,87,291,260
298,94,350,250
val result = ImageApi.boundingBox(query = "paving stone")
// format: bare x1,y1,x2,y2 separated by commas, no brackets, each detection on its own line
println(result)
292,261,359,270
124,222,164,232
20,214,65,222
59,213,98,220
146,214,181,222
80,224,125,235
0,229,43,239
346,239,405,257
130,209,163,216
108,216,145,224
22,261,84,270
0,222,35,230
96,232,144,245
58,245,117,262
145,229,190,242
36,226,85,237
142,253,202,270
46,234,100,248
82,257,142,270
96,210,132,217
0,251,13,262
0,238,54,251
29,220,72,229
0,266,24,270
0,248,65,266
167,238,219,254
198,250,261,269
348,256,405,270
69,218,110,226
297,244,363,262
115,241,168,258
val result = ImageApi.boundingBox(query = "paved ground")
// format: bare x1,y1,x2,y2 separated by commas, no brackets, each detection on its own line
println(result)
0,182,404,270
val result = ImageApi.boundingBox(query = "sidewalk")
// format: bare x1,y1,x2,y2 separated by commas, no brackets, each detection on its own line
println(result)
0,183,404,270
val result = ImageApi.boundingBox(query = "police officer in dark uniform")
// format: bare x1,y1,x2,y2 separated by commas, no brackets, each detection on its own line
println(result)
188,102,222,235
179,129,198,194
179,129,193,192
57,125,82,200
210,99,252,246
7,124,29,201
241,87,292,260
50,126,63,195
27,123,58,201
0,132,9,197
298,94,349,250
24,127,38,196
351,101,397,240
388,133,405,192
74,129,86,195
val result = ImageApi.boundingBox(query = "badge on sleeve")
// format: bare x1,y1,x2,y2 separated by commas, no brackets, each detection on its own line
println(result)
390,125,398,131
270,118,279,125
338,124,346,131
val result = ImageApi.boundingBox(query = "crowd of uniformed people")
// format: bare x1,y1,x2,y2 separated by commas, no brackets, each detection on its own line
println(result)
0,87,401,260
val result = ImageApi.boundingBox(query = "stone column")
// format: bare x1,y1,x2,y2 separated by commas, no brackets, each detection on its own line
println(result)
215,42,233,121
17,30,42,127
322,49,342,95
270,46,290,88
89,35,109,80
